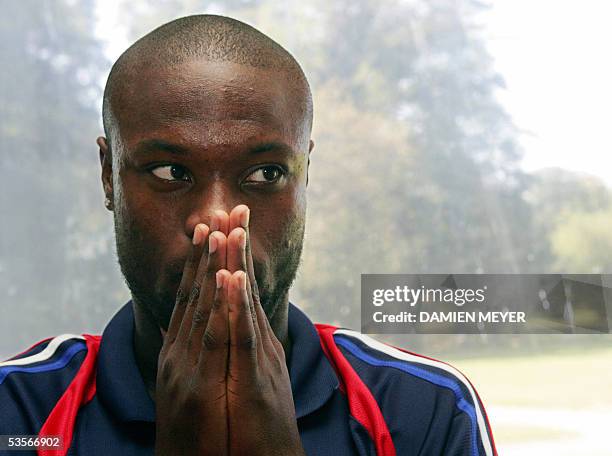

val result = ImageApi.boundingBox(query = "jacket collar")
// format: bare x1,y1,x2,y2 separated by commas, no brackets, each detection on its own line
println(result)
96,301,339,422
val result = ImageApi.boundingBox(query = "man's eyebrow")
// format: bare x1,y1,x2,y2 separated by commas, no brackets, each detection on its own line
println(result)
132,139,295,156
133,139,190,155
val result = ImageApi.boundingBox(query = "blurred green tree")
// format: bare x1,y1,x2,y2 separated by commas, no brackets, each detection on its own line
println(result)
0,0,123,353
551,208,612,273
528,168,612,273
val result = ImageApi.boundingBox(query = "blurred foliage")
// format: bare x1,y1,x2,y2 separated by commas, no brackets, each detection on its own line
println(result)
1,0,611,356
528,168,612,274
0,0,126,351
551,209,612,273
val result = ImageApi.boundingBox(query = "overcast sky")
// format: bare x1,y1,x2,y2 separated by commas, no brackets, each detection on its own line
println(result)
96,0,612,185
480,0,612,184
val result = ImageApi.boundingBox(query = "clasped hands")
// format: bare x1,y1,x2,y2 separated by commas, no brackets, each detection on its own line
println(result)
155,204,305,456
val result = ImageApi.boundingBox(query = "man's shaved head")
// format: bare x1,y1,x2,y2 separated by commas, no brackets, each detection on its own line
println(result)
102,14,313,148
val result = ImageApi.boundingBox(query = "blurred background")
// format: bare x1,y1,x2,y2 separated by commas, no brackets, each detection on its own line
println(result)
1,0,611,454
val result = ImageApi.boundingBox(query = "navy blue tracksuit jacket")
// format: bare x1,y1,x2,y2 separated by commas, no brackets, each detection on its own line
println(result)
0,302,496,455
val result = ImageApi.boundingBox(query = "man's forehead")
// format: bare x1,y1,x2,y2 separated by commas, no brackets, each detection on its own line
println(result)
112,60,301,138
125,119,295,159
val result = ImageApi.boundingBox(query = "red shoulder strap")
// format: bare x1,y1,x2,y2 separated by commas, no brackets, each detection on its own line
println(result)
315,324,396,456
38,334,101,456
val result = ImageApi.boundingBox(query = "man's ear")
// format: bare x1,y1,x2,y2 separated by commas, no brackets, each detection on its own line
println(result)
97,136,114,211
306,139,314,187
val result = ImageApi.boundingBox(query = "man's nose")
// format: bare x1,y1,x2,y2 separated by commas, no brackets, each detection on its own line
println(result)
184,181,236,237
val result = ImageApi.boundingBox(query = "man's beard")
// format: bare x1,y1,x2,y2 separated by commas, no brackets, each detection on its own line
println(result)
113,211,306,330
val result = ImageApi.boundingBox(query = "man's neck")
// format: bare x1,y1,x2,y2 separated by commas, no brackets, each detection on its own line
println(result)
132,296,292,401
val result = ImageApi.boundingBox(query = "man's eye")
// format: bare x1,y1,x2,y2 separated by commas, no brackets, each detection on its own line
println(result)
245,165,285,184
150,164,191,182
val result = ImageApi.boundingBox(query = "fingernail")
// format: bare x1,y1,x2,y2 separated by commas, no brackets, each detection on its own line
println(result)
192,224,204,245
216,270,224,289
240,208,250,229
192,226,201,245
209,233,218,253
240,271,247,290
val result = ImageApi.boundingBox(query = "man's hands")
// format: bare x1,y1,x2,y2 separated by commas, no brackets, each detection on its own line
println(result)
154,205,304,456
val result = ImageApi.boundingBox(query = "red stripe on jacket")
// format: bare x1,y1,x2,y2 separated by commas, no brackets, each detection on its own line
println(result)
37,335,101,456
315,324,396,456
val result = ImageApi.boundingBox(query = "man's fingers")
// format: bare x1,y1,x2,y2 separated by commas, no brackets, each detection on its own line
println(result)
228,205,273,352
212,209,230,235
228,271,258,375
197,269,231,379
227,224,265,341
228,205,257,297
165,223,209,345
244,225,273,350
226,227,246,273
228,205,250,275
186,230,227,357
244,226,259,301
229,204,249,233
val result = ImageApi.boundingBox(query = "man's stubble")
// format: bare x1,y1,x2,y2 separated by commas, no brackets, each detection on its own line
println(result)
112,192,307,330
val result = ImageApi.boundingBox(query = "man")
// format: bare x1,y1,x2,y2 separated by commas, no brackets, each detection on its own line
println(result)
0,15,497,456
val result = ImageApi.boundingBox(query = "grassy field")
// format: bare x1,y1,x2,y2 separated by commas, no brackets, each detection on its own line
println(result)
445,345,612,452
447,345,612,409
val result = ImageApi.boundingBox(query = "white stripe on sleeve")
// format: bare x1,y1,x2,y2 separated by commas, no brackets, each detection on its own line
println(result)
334,329,494,456
0,334,85,368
